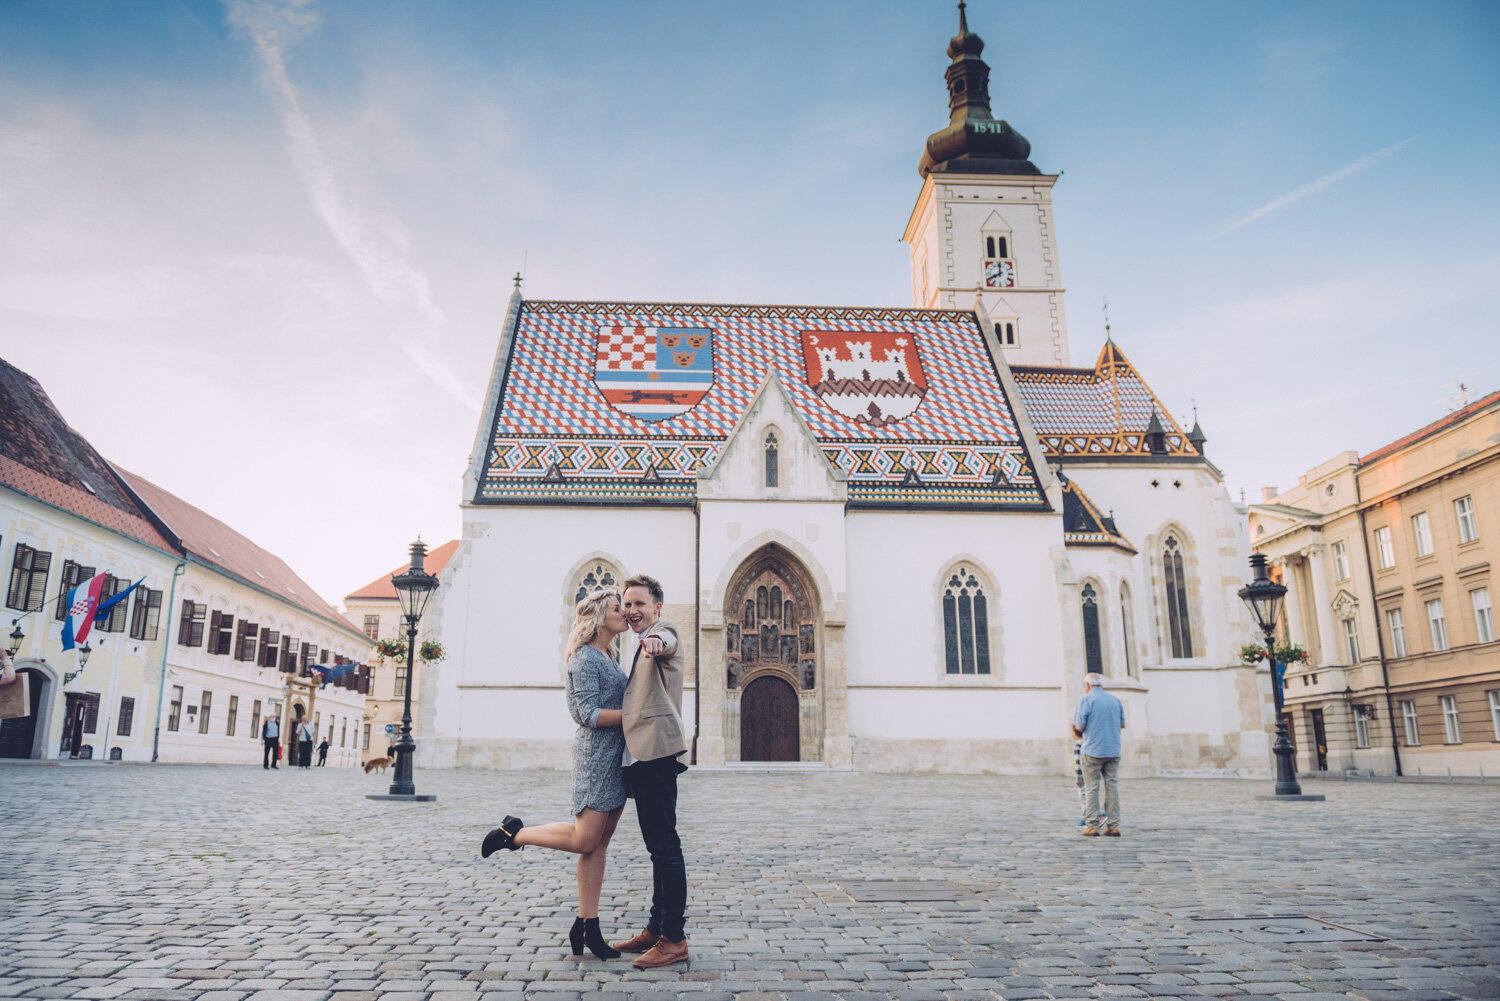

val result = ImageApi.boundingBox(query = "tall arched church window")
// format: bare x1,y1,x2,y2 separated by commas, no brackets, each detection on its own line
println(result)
942,565,991,675
1120,587,1138,678
994,321,1017,346
764,432,779,488
997,236,1008,258
1081,583,1104,676
985,236,996,257
1163,537,1194,658
572,563,621,659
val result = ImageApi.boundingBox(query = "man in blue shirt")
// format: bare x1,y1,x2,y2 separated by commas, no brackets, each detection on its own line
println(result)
1072,673,1125,837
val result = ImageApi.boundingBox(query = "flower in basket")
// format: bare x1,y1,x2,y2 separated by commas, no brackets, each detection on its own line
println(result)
418,640,446,664
373,638,407,662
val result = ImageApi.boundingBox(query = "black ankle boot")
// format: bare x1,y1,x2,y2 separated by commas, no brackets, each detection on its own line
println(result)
568,916,585,956
583,917,620,959
480,815,523,858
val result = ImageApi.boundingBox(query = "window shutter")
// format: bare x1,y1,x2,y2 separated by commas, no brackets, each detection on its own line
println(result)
6,544,29,609
208,610,222,650
55,560,78,621
178,600,195,645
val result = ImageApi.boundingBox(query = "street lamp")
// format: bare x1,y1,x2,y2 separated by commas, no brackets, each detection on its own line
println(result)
371,538,439,802
1239,553,1324,802
63,640,94,686
7,622,23,656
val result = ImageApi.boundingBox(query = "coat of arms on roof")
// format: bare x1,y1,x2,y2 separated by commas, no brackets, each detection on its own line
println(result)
800,330,928,427
594,324,715,421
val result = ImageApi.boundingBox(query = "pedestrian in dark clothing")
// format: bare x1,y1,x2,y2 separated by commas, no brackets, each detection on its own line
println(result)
317,738,330,766
296,720,315,769
262,715,281,769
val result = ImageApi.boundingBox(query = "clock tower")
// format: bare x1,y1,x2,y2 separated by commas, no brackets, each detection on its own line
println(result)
901,2,1070,366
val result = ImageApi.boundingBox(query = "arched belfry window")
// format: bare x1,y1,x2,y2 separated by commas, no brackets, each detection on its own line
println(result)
1081,583,1104,676
942,565,991,675
1163,537,1194,658
764,432,779,488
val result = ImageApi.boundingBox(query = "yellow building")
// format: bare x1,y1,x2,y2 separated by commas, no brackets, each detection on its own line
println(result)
343,540,455,759
1250,390,1500,777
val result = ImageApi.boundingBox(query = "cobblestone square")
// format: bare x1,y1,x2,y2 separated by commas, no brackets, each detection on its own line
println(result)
2,766,1496,1001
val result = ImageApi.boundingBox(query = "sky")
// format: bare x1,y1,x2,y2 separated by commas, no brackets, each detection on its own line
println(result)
1,0,1497,609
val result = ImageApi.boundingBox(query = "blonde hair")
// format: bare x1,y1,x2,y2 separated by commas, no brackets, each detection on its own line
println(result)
564,588,621,663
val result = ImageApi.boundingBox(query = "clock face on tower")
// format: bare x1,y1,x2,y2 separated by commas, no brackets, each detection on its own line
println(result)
983,258,1015,289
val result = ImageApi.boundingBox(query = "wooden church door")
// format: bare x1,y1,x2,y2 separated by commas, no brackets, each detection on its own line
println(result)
741,676,798,761
729,564,813,761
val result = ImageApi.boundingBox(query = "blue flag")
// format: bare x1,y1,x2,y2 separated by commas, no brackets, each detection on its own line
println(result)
94,578,145,621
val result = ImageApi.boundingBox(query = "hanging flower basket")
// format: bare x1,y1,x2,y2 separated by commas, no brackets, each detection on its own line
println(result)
373,638,406,662
1239,642,1309,666
418,640,446,664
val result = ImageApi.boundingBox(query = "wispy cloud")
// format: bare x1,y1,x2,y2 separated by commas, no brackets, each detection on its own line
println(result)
223,0,479,412
1217,139,1412,237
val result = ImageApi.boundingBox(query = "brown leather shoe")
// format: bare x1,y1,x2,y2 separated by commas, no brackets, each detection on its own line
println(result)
610,928,659,953
1081,827,1101,836
632,936,688,969
1105,829,1121,837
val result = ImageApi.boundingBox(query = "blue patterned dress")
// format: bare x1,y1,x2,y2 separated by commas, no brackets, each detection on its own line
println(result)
565,645,628,816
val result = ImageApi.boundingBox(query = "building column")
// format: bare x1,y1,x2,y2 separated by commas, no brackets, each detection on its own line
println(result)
1304,545,1342,666
1276,557,1307,649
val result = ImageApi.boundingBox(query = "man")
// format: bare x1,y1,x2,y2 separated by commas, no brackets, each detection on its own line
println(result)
1072,672,1125,837
261,712,281,769
611,574,690,969
296,719,315,769
316,737,330,766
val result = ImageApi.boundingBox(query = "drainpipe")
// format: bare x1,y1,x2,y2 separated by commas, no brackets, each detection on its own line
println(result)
691,502,701,766
1355,480,1402,777
151,561,187,763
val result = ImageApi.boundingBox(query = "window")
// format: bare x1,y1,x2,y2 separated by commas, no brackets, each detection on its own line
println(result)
764,432,779,488
340,718,347,748
168,686,183,732
363,614,380,640
1426,598,1448,651
1332,541,1349,581
258,630,279,668
1440,695,1462,743
1490,690,1500,741
362,723,371,751
235,621,258,662
395,666,408,697
116,696,135,737
984,235,1009,258
573,565,617,602
1081,583,1103,676
1354,711,1369,749
994,320,1017,346
1342,618,1360,663
207,610,235,655
1120,587,1137,679
177,600,206,647
1455,495,1479,544
250,699,262,739
1162,536,1194,658
1386,608,1407,658
7,544,53,612
941,564,991,675
54,560,96,620
1400,699,1419,745
198,690,213,734
281,637,300,673
129,587,162,640
98,575,129,633
1374,527,1394,569
1411,512,1433,557
1472,587,1495,643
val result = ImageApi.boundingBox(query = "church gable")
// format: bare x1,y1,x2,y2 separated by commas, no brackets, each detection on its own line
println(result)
476,300,1045,509
698,371,847,503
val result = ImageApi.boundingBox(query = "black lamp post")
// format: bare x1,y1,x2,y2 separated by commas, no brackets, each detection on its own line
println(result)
7,623,23,657
64,640,93,686
1239,553,1324,802
371,538,439,802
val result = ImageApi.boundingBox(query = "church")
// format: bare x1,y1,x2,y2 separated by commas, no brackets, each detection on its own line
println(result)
419,8,1271,776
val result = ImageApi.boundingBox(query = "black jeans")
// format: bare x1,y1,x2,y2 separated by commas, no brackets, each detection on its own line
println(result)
262,737,278,767
627,756,686,941
299,741,313,768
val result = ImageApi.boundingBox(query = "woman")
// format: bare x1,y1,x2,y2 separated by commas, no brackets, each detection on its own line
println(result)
481,588,630,960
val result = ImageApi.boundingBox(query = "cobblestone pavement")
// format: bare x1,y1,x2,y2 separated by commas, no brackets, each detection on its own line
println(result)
2,765,1497,1001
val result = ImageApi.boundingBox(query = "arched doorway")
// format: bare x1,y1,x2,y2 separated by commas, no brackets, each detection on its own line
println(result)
0,667,45,758
724,548,819,762
740,675,798,761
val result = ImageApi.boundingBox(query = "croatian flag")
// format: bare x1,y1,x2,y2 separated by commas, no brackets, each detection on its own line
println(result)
61,572,108,651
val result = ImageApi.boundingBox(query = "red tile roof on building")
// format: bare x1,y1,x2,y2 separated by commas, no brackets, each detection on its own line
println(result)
0,359,178,553
344,540,460,600
1011,341,1197,459
117,468,364,639
1359,389,1500,466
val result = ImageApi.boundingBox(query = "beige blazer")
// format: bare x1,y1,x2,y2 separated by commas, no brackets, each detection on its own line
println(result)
622,620,688,763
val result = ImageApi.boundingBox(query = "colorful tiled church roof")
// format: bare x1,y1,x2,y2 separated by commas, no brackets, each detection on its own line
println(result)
1011,341,1198,459
476,300,1046,509
1059,473,1136,553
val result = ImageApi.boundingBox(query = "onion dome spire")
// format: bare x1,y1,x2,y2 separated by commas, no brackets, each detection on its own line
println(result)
919,2,1039,177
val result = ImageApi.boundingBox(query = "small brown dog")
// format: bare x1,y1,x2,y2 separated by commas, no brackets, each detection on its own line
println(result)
363,756,392,774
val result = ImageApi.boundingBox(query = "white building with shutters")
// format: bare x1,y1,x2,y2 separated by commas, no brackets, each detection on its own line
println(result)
418,9,1271,776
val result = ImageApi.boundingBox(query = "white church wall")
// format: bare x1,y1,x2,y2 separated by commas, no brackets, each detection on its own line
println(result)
421,505,697,769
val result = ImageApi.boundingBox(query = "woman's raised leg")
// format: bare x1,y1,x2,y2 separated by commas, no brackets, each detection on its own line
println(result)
512,808,611,854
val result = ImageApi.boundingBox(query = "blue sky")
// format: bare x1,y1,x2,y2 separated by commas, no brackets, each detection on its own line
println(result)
2,0,1496,604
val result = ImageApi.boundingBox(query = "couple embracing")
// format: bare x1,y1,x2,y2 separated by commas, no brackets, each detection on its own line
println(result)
481,574,689,968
